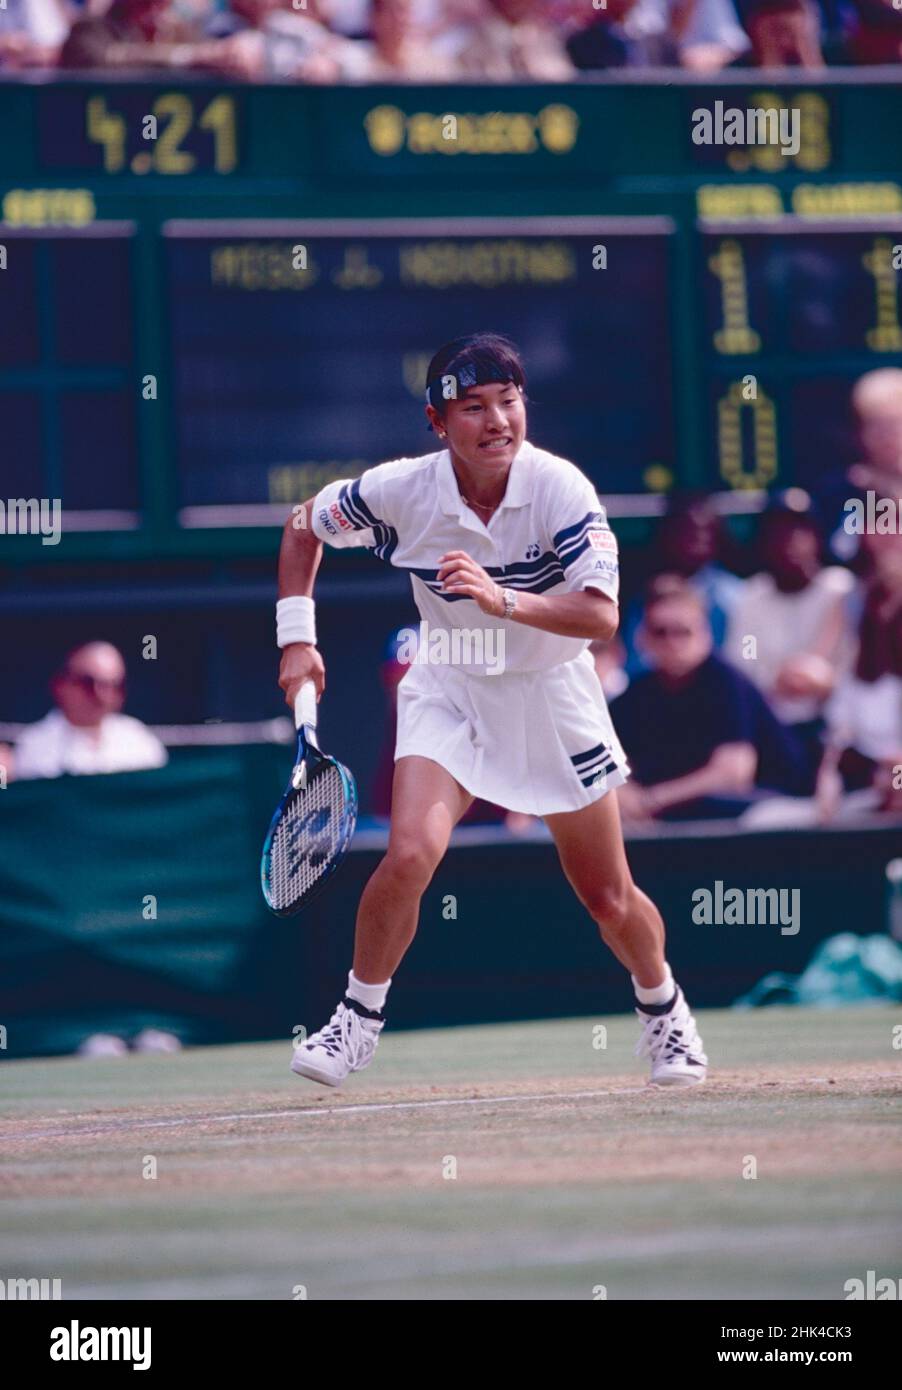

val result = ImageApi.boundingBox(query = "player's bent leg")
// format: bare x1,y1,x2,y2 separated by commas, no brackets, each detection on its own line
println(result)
545,789,664,981
545,788,708,1087
292,756,472,1088
353,755,473,981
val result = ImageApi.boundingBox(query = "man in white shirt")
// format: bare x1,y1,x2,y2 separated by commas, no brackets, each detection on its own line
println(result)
8,642,167,780
725,504,855,730
0,0,70,68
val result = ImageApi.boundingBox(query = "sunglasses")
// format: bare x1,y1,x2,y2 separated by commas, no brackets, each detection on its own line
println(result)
646,624,694,640
63,672,126,695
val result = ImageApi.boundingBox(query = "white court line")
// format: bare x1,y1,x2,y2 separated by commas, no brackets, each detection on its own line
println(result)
7,1072,899,1145
5,1086,651,1143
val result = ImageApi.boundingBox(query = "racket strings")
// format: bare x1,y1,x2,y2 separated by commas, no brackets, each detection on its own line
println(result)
268,766,350,912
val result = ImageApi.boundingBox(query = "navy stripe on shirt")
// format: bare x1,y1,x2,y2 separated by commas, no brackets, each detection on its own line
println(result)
410,553,566,602
553,511,607,553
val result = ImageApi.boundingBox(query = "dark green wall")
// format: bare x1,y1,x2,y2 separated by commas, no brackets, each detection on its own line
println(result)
0,748,896,1056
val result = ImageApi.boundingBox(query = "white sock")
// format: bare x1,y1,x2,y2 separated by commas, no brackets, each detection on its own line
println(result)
632,968,675,1008
347,970,391,1014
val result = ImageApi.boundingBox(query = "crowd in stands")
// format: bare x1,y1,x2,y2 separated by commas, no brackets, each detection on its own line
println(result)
2,0,901,79
587,365,902,829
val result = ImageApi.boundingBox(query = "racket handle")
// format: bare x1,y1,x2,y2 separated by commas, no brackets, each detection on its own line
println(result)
294,682,318,730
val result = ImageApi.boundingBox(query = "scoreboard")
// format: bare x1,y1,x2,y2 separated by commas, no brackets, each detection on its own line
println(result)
164,218,674,523
697,218,902,494
2,74,902,557
1,225,138,518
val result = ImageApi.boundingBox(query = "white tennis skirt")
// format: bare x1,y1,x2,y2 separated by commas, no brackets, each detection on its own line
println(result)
394,648,631,816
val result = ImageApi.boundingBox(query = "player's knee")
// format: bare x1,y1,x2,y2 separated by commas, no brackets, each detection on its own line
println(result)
584,881,633,936
382,839,441,893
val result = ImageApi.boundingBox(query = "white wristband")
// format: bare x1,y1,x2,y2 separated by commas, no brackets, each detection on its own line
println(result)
276,596,316,649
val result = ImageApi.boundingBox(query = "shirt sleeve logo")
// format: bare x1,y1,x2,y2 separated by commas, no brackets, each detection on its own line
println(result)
329,502,353,531
588,529,616,552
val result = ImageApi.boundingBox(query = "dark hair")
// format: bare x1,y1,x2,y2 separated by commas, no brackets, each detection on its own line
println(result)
644,575,707,618
759,497,821,537
424,332,527,416
757,495,824,559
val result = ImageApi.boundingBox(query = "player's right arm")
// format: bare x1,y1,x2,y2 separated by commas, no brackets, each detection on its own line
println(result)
277,466,397,706
278,499,325,706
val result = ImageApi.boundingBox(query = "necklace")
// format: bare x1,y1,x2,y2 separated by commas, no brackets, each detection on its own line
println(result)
461,494,498,515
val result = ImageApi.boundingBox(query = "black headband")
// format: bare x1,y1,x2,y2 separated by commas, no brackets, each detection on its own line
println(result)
425,363,522,415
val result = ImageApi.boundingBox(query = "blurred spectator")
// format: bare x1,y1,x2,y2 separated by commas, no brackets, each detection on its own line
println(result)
819,369,902,562
0,0,70,68
445,0,576,79
820,525,902,812
623,494,744,675
745,524,901,826
675,0,750,66
734,0,825,66
678,0,752,67
250,0,461,81
565,0,673,67
847,0,902,62
725,499,854,775
848,369,902,504
362,0,452,78
202,0,337,81
318,0,370,36
60,0,259,76
564,0,749,69
611,578,814,822
6,642,167,781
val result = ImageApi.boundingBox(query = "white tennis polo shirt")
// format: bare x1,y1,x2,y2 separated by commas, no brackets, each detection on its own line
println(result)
311,440,619,676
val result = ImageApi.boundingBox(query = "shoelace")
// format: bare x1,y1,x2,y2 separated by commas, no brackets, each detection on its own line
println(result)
312,1006,373,1069
635,1008,695,1062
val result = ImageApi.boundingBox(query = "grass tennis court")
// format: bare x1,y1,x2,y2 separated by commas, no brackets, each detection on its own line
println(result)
2,1006,901,1301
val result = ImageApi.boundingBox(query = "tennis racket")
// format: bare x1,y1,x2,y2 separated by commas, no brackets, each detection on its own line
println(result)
261,682,358,916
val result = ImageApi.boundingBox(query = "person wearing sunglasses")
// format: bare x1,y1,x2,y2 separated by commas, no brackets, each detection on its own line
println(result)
7,642,167,781
611,577,813,823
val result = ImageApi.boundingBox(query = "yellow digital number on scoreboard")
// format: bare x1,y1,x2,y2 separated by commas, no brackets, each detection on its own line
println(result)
718,381,778,491
86,93,237,175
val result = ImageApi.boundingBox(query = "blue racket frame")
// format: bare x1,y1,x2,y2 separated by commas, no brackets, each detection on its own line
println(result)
260,685,358,917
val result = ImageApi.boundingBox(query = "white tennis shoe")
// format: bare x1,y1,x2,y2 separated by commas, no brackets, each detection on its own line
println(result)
291,999,384,1087
635,987,708,1086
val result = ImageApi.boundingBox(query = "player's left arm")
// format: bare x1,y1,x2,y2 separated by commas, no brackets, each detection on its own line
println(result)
438,468,620,641
508,584,618,641
438,554,618,641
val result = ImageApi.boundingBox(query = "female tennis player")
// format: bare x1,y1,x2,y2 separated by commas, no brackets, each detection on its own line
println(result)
276,333,707,1087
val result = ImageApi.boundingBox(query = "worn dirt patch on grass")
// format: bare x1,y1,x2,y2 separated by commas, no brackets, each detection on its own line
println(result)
2,1060,898,1199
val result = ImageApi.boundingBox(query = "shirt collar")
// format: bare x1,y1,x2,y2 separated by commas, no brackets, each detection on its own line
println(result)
436,441,534,518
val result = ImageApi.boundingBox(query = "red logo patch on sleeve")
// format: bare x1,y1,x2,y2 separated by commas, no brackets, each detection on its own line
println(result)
588,529,616,552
